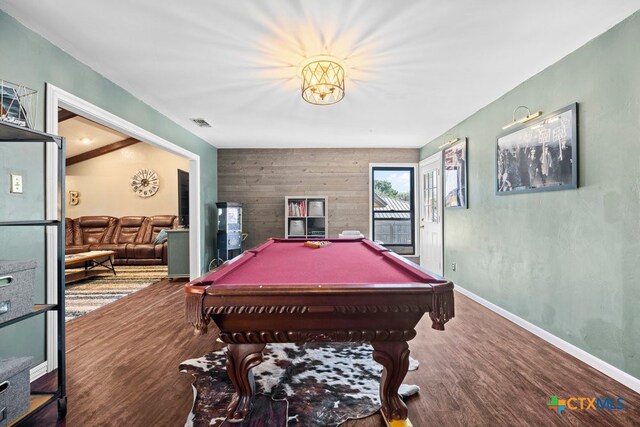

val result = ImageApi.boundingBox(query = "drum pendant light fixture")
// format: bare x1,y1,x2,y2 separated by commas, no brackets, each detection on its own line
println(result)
299,55,346,105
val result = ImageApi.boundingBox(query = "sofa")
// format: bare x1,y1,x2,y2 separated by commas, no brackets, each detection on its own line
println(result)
65,215,179,265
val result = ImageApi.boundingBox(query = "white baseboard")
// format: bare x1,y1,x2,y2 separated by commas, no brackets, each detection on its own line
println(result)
30,361,48,382
454,285,640,394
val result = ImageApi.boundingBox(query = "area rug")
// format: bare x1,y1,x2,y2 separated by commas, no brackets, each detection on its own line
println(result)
65,265,167,321
180,343,420,427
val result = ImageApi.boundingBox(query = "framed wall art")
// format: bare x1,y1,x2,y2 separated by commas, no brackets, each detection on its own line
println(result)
0,80,37,128
496,103,577,195
443,137,467,208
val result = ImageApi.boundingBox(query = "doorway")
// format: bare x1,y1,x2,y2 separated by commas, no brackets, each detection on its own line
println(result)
419,152,443,275
44,83,202,375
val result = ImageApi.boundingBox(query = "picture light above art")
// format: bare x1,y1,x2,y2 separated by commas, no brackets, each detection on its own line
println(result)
502,105,542,130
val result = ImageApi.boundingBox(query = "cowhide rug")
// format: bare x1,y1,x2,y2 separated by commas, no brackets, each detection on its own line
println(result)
180,343,420,427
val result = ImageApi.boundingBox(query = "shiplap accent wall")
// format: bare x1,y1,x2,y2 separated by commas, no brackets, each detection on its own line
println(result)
218,148,419,254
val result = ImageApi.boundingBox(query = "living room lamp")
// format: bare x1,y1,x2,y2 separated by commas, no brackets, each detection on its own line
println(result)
299,55,346,105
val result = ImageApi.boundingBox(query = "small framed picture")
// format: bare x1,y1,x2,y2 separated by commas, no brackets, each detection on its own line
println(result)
497,103,577,195
443,138,467,209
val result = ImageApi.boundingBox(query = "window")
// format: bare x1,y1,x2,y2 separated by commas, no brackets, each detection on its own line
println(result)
370,165,416,255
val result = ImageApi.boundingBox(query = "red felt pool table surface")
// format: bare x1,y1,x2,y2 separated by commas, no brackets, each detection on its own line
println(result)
199,238,441,286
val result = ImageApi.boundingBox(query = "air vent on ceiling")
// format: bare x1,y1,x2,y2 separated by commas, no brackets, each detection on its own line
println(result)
190,118,212,128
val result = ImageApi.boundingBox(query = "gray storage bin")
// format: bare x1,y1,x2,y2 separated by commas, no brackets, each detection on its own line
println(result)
0,357,32,426
0,260,36,323
308,200,324,216
289,219,305,236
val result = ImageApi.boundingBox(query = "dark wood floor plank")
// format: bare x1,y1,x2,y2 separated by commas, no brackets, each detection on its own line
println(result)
27,280,640,426
403,294,639,426
63,278,221,426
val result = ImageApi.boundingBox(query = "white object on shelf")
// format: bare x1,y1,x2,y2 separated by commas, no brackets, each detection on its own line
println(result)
308,200,324,216
339,230,364,238
289,219,305,235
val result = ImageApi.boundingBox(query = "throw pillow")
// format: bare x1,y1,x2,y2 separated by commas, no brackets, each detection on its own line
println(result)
154,229,169,244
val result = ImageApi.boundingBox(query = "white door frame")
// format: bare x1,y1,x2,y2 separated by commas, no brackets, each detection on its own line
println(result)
43,83,202,375
418,152,443,275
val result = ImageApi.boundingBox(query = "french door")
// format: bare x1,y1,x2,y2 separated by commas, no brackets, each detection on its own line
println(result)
419,152,443,275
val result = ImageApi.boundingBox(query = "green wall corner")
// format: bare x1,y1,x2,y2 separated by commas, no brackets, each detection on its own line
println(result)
421,11,640,378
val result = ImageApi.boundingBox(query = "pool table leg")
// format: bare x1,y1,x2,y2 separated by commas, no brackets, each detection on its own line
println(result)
372,341,411,427
225,343,266,422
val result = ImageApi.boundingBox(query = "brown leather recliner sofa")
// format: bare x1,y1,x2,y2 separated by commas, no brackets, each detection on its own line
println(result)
65,215,178,265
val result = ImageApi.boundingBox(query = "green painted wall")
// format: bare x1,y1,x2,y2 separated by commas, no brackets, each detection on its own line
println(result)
0,107,48,365
420,12,640,378
0,10,218,266
0,10,217,365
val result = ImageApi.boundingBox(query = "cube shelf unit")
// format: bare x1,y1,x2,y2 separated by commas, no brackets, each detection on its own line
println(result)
285,196,328,239
0,121,67,425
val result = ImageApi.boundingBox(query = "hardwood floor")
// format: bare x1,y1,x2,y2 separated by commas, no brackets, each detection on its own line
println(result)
28,278,639,426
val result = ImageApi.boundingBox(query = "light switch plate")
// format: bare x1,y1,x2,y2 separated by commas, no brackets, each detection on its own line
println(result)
10,174,23,193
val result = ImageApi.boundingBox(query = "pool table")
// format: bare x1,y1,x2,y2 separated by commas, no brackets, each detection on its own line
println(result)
185,238,454,427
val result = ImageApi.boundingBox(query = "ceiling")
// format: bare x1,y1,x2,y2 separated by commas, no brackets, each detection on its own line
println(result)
59,114,129,158
1,1,638,148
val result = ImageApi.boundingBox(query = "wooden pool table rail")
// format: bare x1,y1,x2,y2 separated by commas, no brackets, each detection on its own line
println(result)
186,280,454,337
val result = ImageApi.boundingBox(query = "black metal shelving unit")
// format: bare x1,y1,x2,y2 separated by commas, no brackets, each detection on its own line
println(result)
0,120,66,424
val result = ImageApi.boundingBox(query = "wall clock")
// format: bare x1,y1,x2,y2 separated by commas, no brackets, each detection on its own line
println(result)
130,168,160,198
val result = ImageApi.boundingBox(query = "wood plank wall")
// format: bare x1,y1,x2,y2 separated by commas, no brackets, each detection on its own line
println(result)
218,148,419,253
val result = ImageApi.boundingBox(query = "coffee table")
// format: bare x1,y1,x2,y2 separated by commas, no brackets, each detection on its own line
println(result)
65,250,117,285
